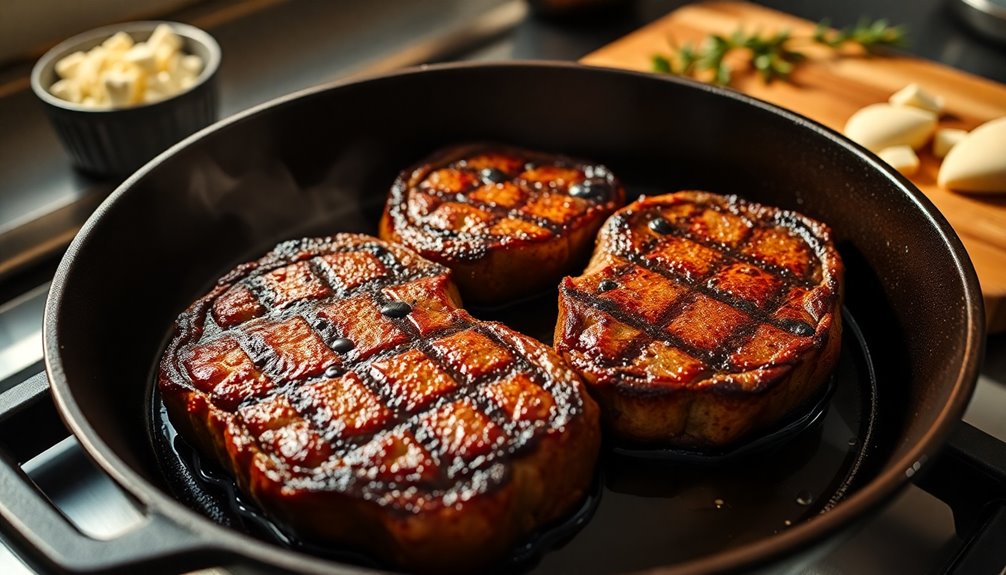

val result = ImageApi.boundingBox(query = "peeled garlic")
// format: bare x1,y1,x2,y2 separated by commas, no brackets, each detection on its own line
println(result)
938,117,1006,194
889,83,944,115
844,103,937,152
933,128,968,159
878,145,920,176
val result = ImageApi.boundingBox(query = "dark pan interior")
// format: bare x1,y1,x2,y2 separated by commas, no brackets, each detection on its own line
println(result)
45,63,981,573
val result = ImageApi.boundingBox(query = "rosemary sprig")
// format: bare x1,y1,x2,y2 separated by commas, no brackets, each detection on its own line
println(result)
652,18,906,86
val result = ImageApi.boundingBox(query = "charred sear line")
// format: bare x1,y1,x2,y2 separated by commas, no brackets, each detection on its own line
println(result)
407,335,520,461
709,317,764,372
477,323,583,418
395,144,618,241
306,257,345,295
300,290,530,466
205,290,476,489
562,286,718,368
423,182,567,236
247,276,278,311
610,246,812,338
621,211,817,291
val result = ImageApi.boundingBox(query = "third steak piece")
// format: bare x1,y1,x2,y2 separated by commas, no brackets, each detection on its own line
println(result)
555,191,844,449
380,143,625,305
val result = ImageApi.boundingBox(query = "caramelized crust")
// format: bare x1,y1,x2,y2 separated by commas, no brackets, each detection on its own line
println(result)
555,191,843,448
159,234,600,573
380,144,625,305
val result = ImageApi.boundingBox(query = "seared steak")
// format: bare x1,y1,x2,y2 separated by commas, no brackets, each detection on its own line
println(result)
555,191,843,448
158,234,600,573
379,144,625,305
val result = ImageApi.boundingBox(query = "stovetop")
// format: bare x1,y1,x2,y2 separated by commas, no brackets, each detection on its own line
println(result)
1,0,1004,573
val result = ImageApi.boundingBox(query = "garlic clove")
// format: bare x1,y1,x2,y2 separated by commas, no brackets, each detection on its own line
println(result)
938,117,1006,194
889,83,944,115
844,103,937,152
933,128,968,159
878,145,920,176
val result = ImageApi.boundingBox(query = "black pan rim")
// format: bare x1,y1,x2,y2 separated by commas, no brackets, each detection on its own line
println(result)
42,60,985,574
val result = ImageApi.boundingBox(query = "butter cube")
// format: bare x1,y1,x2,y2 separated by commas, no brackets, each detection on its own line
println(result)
55,51,87,79
104,59,132,74
124,43,158,74
102,31,134,53
179,54,203,78
50,79,82,103
878,145,920,176
143,86,169,103
103,68,142,107
933,128,968,159
148,70,177,93
87,77,109,104
49,25,203,108
889,83,944,115
83,87,109,107
148,24,182,53
155,44,180,73
76,47,108,93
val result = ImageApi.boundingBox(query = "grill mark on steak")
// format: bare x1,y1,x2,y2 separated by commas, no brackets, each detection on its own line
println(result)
237,310,560,468
571,262,805,350
561,288,716,368
384,144,622,260
161,234,595,513
558,191,841,392
605,203,825,329
561,246,818,374
605,206,821,291
554,191,843,449
413,173,566,236
237,304,541,453
380,144,626,306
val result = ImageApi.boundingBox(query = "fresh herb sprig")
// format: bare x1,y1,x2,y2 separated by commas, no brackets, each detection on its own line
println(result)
652,18,906,86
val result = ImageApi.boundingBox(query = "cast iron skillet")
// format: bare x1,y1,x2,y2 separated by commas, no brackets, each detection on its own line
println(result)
0,62,984,573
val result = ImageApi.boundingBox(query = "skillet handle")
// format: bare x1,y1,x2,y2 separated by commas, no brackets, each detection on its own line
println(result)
0,371,220,574
914,420,1006,575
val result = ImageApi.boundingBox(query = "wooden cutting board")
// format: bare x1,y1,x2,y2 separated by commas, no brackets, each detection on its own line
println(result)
581,1,1006,333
